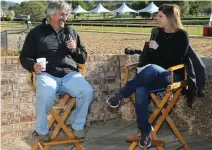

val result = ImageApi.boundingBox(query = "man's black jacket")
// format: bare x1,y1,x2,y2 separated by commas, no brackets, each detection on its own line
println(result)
19,22,87,78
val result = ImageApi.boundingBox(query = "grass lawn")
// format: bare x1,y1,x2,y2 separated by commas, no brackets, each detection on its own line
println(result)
1,21,24,28
72,25,203,36
1,21,204,36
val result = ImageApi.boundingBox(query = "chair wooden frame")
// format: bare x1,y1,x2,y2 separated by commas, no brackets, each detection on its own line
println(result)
122,63,190,150
28,64,86,150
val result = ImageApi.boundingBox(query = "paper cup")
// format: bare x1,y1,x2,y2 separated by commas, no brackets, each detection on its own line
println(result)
36,58,46,71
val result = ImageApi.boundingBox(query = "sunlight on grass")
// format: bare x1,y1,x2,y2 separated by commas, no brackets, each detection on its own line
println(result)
1,22,204,36
72,25,203,36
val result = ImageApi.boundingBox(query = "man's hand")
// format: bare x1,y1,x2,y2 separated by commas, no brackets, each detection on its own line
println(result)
66,40,76,49
34,63,44,74
149,40,159,50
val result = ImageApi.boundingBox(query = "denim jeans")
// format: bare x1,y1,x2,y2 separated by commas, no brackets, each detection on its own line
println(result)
119,64,180,136
35,71,93,135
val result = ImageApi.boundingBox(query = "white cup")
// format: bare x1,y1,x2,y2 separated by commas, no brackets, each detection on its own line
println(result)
36,58,46,71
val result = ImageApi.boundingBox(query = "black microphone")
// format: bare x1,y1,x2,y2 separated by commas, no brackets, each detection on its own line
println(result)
150,28,159,51
64,25,75,53
150,27,159,41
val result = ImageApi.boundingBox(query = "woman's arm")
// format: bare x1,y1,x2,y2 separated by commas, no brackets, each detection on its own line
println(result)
173,30,189,62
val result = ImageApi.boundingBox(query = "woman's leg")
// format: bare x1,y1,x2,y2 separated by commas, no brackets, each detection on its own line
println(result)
107,64,170,108
120,64,170,98
135,87,151,136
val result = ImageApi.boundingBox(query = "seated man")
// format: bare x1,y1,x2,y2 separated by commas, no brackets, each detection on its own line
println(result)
20,1,93,141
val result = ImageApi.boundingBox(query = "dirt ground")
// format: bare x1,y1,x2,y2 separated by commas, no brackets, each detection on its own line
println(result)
78,31,212,57
1,26,212,57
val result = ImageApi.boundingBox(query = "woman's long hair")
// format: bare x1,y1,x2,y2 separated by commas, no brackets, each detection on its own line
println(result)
159,4,184,31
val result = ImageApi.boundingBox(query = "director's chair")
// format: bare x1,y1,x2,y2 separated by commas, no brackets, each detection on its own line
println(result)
28,64,86,150
122,63,190,150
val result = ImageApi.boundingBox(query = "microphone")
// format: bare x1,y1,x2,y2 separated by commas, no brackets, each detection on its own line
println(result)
150,27,159,41
150,27,159,51
64,25,75,53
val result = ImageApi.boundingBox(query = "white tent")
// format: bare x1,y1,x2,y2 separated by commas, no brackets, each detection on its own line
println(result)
88,3,111,13
72,5,88,14
209,13,212,26
112,3,136,13
137,2,158,14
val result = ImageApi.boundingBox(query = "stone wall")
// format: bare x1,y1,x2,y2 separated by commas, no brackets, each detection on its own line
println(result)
1,55,138,144
1,55,212,144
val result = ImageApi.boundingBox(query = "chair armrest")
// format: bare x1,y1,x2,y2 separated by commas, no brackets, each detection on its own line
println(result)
121,63,140,87
167,64,186,84
167,64,184,71
28,72,36,92
77,64,87,69
122,62,140,69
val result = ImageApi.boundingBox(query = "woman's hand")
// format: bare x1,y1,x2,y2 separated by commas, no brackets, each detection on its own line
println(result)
149,40,159,50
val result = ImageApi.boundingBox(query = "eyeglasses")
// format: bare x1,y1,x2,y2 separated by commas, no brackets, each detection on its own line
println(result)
58,13,68,17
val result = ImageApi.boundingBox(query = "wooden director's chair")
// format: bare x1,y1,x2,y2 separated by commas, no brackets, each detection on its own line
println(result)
28,64,86,150
122,63,190,150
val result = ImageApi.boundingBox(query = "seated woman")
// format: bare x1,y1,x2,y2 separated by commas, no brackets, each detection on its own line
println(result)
106,4,189,148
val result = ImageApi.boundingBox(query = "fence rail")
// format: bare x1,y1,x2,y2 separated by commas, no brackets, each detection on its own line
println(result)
1,21,208,50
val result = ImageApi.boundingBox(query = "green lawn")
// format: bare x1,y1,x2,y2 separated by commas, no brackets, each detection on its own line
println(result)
72,25,203,36
1,21,24,28
1,21,204,36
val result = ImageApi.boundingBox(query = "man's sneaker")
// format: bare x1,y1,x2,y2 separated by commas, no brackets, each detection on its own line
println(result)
69,126,85,139
33,131,51,142
106,96,121,108
139,134,151,148
73,129,85,139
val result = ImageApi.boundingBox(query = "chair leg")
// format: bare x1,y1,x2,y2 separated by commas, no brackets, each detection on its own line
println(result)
48,94,70,128
32,95,84,150
128,142,138,150
49,108,84,150
152,89,190,150
51,98,76,139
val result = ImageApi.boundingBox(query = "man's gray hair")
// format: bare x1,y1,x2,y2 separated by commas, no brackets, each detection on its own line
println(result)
46,1,71,22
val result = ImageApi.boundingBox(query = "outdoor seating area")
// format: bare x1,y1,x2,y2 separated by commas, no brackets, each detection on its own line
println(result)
1,1,212,150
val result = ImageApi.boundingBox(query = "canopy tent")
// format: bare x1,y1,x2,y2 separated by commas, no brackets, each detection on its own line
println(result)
209,13,212,25
137,2,158,14
112,3,136,13
88,3,111,13
72,5,88,14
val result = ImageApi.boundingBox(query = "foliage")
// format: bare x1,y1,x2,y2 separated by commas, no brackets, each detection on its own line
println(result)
12,1,48,21
182,20,209,25
3,10,15,21
1,50,19,56
189,1,200,17
131,1,148,10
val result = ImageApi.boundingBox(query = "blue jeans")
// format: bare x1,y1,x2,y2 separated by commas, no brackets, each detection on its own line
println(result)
35,71,93,135
119,64,180,136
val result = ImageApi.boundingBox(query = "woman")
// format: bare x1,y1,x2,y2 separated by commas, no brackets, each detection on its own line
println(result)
106,4,189,148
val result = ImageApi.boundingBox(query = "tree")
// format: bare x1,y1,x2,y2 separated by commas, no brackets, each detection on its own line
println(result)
131,1,148,10
87,0,96,10
13,1,48,21
4,10,15,20
189,1,200,17
174,1,190,17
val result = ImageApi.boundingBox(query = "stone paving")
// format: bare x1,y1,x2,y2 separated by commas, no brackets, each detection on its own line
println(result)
1,119,212,150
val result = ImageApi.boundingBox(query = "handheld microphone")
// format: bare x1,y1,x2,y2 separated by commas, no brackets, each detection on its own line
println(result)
150,28,159,51
150,27,159,41
64,25,75,53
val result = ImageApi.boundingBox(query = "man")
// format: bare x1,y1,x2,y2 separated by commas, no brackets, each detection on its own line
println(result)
20,1,93,141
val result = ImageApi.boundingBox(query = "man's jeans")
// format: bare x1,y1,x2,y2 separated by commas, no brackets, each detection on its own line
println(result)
119,64,180,136
35,71,93,135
